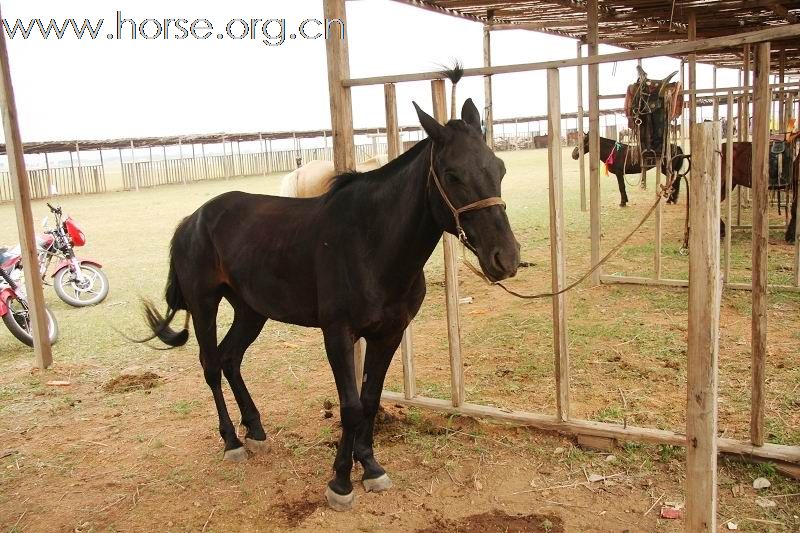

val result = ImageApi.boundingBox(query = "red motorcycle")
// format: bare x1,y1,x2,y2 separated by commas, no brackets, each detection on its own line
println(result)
38,203,109,307
0,248,59,347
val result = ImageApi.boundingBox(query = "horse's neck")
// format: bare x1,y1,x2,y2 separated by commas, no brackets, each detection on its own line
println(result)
354,143,442,276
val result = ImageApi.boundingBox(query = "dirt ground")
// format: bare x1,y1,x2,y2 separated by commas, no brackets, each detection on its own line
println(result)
0,148,797,532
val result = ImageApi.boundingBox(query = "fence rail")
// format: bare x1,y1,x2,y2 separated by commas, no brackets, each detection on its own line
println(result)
0,164,105,203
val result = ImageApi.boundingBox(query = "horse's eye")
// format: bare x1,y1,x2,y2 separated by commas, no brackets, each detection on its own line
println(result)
445,172,460,183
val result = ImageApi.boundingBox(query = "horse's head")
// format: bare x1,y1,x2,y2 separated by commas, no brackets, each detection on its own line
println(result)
414,98,520,282
571,132,589,160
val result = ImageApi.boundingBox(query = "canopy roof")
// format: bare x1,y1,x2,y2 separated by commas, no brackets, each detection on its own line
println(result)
397,0,800,71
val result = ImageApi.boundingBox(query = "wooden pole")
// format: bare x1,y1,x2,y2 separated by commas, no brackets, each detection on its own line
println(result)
654,163,662,279
743,44,751,141
779,48,786,132
44,152,54,195
577,41,587,212
259,133,267,176
547,68,570,421
384,82,415,399
724,92,734,284
686,121,721,533
324,0,355,172
483,15,494,150
0,23,52,368
432,78,465,408
588,0,601,286
688,13,697,151
75,142,85,194
638,58,647,190
98,149,106,192
130,141,139,191
712,66,719,122
178,139,186,185
750,43,770,447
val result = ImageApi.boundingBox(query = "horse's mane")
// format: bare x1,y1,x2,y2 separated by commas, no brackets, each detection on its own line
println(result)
324,137,431,199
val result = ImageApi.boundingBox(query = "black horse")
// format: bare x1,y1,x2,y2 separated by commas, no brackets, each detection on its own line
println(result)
139,99,520,511
571,133,689,207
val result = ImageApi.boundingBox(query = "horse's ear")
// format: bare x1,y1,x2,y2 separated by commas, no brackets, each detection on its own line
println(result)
413,101,446,144
461,98,482,133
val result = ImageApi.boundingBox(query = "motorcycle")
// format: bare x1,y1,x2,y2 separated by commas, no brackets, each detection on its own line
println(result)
0,247,59,347
38,203,109,307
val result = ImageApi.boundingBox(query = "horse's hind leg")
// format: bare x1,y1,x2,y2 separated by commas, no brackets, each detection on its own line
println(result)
192,294,246,461
219,299,268,451
353,330,405,493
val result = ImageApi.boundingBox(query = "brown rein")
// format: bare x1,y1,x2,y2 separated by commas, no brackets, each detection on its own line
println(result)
427,144,681,300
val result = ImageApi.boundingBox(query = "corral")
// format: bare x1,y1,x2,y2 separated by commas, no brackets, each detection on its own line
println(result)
0,0,799,531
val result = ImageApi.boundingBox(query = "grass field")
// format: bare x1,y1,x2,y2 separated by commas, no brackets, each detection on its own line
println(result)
0,147,797,532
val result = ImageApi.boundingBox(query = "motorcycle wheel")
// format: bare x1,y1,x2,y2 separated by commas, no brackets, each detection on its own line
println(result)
53,264,109,307
2,297,59,347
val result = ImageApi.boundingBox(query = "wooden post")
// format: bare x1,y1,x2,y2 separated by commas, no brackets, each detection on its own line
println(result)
688,13,697,151
130,141,140,191
686,121,721,533
588,0,601,285
712,66,719,122
0,23,52,368
432,78,465,408
743,44,751,142
259,133,267,176
75,142,84,194
483,15,494,150
178,139,186,185
638,58,647,190
654,163,662,279
779,48,786,133
98,149,106,192
547,68,570,421
384,82,415,399
750,43,770,447
724,92,734,284
221,135,229,179
324,0,355,172
577,41,587,212
44,152,54,195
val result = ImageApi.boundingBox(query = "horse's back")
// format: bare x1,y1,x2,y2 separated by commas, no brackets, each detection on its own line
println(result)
280,160,336,198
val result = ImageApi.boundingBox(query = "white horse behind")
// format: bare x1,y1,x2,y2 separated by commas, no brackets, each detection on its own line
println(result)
279,154,389,197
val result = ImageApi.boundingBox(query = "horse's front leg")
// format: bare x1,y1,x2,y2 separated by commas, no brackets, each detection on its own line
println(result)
322,325,363,511
353,329,405,493
615,172,628,207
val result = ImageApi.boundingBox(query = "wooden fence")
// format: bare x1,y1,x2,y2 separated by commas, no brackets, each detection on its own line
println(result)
0,164,105,202
120,143,388,191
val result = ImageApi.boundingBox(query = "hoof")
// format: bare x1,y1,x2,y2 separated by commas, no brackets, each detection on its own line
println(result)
363,473,393,493
223,446,248,462
325,486,355,512
619,203,628,208
245,437,268,453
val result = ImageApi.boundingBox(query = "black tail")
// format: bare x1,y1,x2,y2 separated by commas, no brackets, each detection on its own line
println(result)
140,257,189,347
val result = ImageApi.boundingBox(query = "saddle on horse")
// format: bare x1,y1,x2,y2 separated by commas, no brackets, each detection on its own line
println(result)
625,66,683,168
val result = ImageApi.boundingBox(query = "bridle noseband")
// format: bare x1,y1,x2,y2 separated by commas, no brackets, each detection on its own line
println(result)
427,146,506,250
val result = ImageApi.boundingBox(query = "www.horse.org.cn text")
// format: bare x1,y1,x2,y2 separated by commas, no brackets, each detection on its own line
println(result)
1,12,346,46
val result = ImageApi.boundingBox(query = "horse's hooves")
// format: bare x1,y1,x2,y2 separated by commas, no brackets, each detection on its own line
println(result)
325,486,355,512
223,446,248,462
363,473,393,493
620,203,628,208
245,438,268,453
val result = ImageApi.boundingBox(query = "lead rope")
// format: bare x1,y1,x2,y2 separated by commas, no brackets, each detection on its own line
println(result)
455,157,682,300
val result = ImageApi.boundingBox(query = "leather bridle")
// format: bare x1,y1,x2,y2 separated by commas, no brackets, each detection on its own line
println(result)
427,146,506,250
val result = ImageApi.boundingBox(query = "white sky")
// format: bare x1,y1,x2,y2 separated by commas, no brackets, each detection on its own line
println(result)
2,0,745,143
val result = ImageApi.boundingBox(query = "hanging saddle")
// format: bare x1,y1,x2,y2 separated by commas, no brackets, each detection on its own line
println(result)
625,67,683,166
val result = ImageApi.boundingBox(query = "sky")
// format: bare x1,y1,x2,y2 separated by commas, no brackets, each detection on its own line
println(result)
1,0,748,144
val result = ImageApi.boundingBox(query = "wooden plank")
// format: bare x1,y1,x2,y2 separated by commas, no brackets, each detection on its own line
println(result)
796,94,800,288
654,162,662,279
483,17,494,150
712,67,719,122
324,0,355,172
724,92,734,284
588,0,601,286
0,24,52,368
577,41,586,212
547,68,570,422
601,274,689,287
750,43,770,448
343,25,800,87
379,392,800,464
686,121,722,532
384,81,415,400
432,78,465,407
688,14,697,152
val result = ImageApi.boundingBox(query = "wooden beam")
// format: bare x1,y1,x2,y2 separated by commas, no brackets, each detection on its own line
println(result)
432,79,465,408
689,13,697,150
324,0,355,172
750,42,771,448
588,0,601,286
380,392,800,464
483,16,494,150
0,21,52,368
547,68,570,422
343,25,800,87
577,42,587,212
686,121,722,533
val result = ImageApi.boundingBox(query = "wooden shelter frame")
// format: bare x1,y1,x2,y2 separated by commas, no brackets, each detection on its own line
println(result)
323,1,799,528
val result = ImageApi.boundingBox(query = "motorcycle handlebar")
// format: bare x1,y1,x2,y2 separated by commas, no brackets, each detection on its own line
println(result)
46,203,62,215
